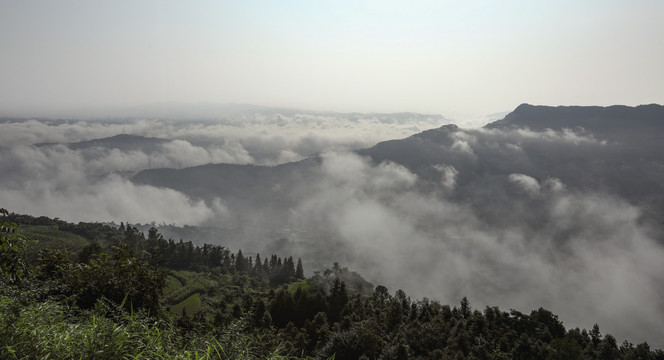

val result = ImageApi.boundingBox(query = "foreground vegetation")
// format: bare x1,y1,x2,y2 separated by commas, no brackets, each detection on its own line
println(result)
2,209,663,359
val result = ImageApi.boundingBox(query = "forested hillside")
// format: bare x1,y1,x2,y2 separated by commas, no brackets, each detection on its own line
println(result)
2,209,662,359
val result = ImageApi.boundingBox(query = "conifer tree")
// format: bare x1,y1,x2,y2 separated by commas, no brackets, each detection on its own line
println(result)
296,257,304,279
284,256,295,278
235,250,247,273
253,253,263,277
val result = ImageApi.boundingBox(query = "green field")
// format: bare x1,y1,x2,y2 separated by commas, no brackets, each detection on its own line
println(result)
169,292,201,316
163,270,217,304
22,225,89,254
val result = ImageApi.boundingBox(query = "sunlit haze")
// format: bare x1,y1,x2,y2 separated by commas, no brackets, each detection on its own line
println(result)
2,0,663,117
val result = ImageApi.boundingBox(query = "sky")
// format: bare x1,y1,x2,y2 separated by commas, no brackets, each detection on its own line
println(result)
1,0,663,117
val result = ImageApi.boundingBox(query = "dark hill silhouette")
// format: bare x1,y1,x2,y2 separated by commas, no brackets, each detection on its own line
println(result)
129,104,664,235
38,134,170,153
486,103,663,133
360,104,664,231
132,157,321,213
485,103,664,150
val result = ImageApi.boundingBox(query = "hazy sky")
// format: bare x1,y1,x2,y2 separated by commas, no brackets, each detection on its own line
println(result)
1,0,663,116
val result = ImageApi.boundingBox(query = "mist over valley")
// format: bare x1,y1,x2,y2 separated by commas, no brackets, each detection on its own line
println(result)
3,2,664,356
2,103,663,347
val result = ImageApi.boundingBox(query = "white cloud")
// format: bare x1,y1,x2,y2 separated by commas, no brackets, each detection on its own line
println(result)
433,164,458,190
0,141,228,225
508,173,541,196
291,153,664,347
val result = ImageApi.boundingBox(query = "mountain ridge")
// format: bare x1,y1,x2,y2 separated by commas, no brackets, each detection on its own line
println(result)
485,103,664,134
37,133,170,153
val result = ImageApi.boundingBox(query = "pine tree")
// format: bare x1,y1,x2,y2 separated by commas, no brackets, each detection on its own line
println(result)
263,258,270,275
284,256,295,278
296,257,304,279
460,296,471,319
253,254,263,277
235,250,246,273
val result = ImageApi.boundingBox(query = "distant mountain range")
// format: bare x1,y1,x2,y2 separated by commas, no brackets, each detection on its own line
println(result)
38,134,170,153
12,103,664,347
360,104,664,230
33,104,663,238
487,103,664,154
487,103,663,134
128,103,664,235
6,101,450,122
133,158,321,212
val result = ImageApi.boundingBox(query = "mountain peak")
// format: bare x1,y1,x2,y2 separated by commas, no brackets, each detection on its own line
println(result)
485,103,664,134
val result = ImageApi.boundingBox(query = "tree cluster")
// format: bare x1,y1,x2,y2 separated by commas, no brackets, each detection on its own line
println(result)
2,211,663,359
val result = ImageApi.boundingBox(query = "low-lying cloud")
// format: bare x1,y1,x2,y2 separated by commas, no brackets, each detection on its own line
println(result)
0,143,229,225
0,111,449,224
508,173,541,196
291,152,664,347
1,112,663,348
0,111,449,165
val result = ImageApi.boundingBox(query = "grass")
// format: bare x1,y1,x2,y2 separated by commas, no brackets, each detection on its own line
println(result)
0,293,168,359
169,292,202,316
21,225,89,254
0,291,321,359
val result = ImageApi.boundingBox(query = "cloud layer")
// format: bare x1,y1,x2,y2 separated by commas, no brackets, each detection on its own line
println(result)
291,152,664,347
0,143,229,225
0,112,449,224
1,113,663,348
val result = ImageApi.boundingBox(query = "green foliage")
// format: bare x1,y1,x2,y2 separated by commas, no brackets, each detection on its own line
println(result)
0,208,31,285
37,248,72,280
548,335,583,360
310,262,374,297
4,211,663,359
165,275,184,295
0,295,167,359
296,258,304,279
164,271,218,304
0,292,317,360
288,279,310,294
68,246,168,314
21,224,89,255
320,324,383,359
